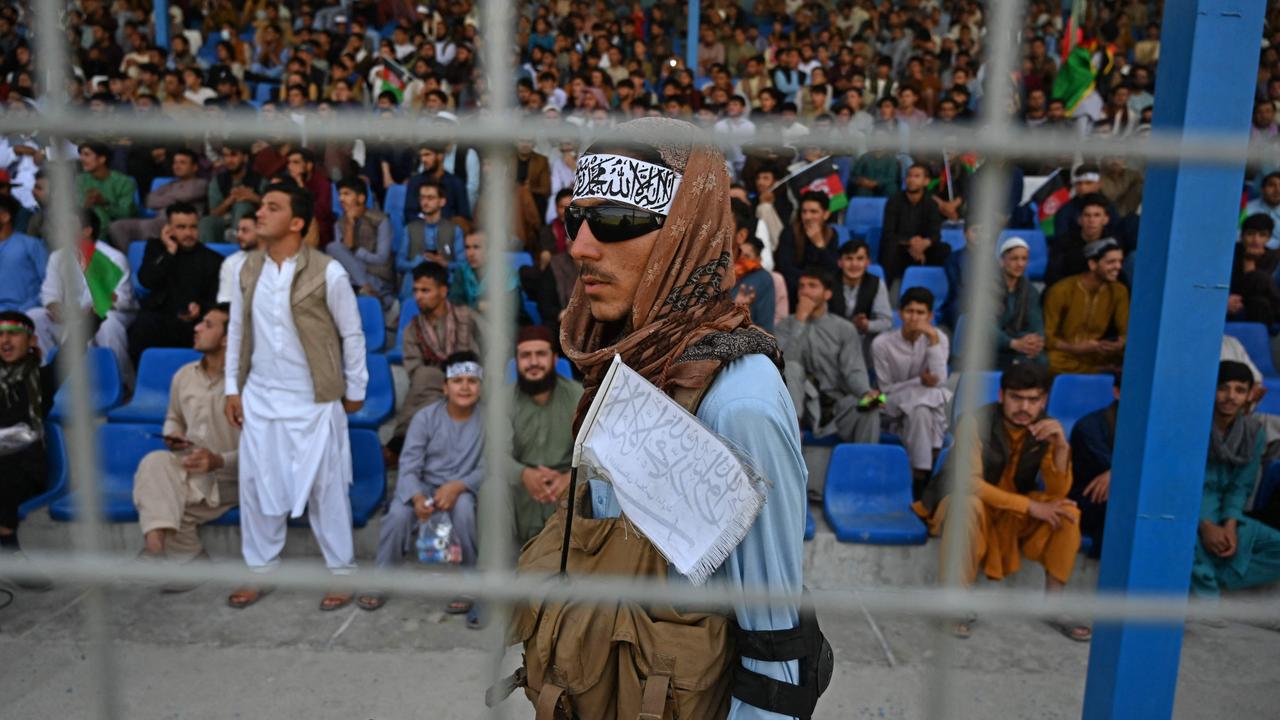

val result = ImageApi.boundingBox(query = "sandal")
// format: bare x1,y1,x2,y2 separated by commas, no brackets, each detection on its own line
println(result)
227,586,274,609
356,592,387,611
467,602,487,630
1047,617,1092,642
320,590,354,611
947,614,977,639
446,595,474,615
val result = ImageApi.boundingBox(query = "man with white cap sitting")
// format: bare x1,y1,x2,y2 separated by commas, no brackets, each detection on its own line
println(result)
993,235,1046,370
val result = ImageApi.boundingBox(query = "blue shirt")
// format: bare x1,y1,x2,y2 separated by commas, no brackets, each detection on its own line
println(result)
0,231,48,312
589,354,806,719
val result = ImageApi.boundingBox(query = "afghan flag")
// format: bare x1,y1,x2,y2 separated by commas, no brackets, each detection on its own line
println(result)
376,59,411,103
1062,0,1087,60
1028,169,1071,238
1240,189,1251,225
927,152,978,200
779,156,848,212
80,241,124,318
1053,46,1097,116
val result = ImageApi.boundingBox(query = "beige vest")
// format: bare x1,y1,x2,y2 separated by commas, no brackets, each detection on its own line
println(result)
237,245,346,403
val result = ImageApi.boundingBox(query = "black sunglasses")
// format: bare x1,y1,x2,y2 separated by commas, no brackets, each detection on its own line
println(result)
565,204,666,244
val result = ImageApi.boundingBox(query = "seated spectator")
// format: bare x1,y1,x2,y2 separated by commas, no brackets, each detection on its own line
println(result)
1100,155,1144,219
216,211,260,304
732,198,776,333
107,148,208,250
390,262,480,450
993,236,1046,370
1069,372,1120,558
872,287,952,494
29,210,137,387
132,305,239,575
0,193,46,313
1046,193,1112,286
1228,213,1280,324
776,267,880,445
881,163,948,284
76,141,139,236
514,139,551,252
0,311,54,590
1044,239,1129,376
914,363,1088,641
829,239,892,367
397,179,465,298
327,178,394,305
200,144,262,246
126,202,222,366
508,326,582,546
451,232,522,317
285,148,335,248
403,143,471,231
775,190,842,311
1192,361,1280,609
366,351,485,612
1243,171,1280,249
849,140,900,198
1052,164,1123,243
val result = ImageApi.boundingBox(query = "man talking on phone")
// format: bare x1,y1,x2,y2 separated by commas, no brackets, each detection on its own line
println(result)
131,304,238,589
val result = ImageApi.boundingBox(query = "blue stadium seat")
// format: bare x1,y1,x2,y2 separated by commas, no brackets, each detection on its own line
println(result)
139,177,175,219
357,296,387,353
206,242,237,257
998,229,1048,281
508,252,542,324
107,348,201,424
253,82,277,105
128,241,150,300
504,357,575,383
49,423,165,522
805,510,816,541
348,353,394,429
1257,461,1280,513
1048,374,1116,438
844,197,888,238
823,444,927,545
900,266,949,312
1257,378,1280,415
387,301,421,365
284,429,388,527
952,370,1002,422
18,424,68,520
941,226,966,251
384,183,408,253
1225,323,1279,378
49,347,125,421
865,226,882,261
866,264,885,280
950,314,967,365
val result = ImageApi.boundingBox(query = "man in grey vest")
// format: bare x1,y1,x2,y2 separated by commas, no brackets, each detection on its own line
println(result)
223,183,369,612
395,178,463,299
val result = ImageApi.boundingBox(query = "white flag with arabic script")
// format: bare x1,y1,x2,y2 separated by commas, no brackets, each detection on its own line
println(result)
573,355,770,585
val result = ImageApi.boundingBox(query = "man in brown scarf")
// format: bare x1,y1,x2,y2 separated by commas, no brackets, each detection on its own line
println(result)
511,119,824,720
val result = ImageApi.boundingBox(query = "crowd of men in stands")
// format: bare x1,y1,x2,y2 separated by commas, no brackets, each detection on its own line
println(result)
1,0,1280,632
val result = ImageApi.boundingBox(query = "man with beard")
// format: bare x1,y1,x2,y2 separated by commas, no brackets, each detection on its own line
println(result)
217,211,260,304
201,144,262,246
0,311,54,590
505,119,823,720
507,326,582,547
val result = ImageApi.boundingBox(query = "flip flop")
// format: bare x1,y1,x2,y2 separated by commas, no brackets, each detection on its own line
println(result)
446,595,474,615
949,614,977,639
227,586,274,609
320,590,354,611
1047,617,1092,642
356,592,387,611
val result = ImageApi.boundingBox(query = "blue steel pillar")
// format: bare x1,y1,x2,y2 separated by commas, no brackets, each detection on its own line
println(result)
1082,2,1265,718
685,0,700,76
155,0,170,50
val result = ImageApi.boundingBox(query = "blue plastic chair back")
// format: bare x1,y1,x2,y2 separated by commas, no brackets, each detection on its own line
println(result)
1257,461,1280,512
107,348,201,424
384,183,408,253
139,177,175,218
950,314,968,365
1257,378,1280,415
998,229,1048,281
206,242,237,257
128,241,150,300
900,266,949,312
49,347,124,421
952,370,1002,422
253,82,277,105
804,510,816,541
1225,322,1279,378
348,353,394,429
823,444,926,545
844,197,887,235
357,296,387,353
49,423,165,521
866,264,885,280
18,424,68,520
941,226,966,251
387,301,421,365
1048,374,1116,438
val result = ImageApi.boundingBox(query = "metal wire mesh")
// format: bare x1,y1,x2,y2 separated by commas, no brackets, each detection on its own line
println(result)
0,2,1270,719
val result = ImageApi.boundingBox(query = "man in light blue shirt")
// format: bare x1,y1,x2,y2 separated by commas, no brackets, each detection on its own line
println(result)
0,194,47,313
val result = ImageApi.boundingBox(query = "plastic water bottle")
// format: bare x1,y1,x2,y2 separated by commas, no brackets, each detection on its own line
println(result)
416,504,461,564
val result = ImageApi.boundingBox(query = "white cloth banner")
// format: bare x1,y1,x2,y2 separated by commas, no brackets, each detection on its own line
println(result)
573,355,769,585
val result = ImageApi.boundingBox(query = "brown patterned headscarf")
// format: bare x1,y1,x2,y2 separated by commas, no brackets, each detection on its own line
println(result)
560,118,781,428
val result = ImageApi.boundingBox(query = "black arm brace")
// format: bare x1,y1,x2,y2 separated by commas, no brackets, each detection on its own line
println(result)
730,592,834,719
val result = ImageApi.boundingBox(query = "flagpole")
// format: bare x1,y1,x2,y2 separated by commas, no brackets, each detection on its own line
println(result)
943,152,953,202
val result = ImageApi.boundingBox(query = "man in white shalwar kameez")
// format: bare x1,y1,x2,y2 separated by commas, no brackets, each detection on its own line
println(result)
223,184,368,612
871,286,952,498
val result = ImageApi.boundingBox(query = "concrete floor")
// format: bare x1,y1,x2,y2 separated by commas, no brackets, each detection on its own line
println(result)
2,510,1279,719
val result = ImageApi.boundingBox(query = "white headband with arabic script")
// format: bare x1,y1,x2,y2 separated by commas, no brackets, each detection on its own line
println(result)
572,153,683,215
446,361,483,379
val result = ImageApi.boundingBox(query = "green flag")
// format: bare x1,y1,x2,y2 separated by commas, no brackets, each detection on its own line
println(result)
84,249,124,318
1052,46,1096,115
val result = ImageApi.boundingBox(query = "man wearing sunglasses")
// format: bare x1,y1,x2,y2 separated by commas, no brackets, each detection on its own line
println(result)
509,119,826,720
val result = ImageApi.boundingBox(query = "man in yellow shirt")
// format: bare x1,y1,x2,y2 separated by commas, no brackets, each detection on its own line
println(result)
1043,238,1129,375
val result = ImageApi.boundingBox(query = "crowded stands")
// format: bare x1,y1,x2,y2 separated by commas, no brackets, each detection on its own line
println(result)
3,0,1280,636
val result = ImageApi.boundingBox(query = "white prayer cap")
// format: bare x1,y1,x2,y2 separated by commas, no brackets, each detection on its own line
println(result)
999,236,1030,256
